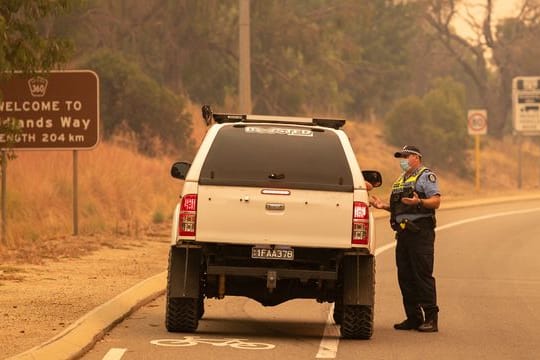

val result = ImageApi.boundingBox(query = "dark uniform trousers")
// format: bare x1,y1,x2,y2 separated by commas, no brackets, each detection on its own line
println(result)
395,217,439,322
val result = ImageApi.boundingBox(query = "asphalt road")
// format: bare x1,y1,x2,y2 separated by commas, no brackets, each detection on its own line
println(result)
82,199,540,360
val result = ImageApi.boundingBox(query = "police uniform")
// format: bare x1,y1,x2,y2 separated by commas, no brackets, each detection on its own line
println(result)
390,159,440,330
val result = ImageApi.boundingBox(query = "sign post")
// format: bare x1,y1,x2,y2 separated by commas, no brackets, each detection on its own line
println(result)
467,109,488,192
1,151,6,243
0,70,99,240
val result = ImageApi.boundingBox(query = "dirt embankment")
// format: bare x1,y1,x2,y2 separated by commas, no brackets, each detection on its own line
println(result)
0,231,170,359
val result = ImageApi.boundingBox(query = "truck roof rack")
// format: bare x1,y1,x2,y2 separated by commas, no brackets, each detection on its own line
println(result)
212,113,346,129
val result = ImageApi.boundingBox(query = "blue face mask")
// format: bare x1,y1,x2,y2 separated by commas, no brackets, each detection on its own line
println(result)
400,159,410,172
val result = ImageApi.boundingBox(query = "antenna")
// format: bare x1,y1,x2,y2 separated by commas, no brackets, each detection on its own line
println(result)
201,105,213,126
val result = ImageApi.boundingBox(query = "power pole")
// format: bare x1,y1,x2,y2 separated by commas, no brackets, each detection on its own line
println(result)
239,0,252,113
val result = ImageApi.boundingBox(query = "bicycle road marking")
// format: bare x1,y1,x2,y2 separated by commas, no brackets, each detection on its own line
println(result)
316,206,540,358
150,336,275,350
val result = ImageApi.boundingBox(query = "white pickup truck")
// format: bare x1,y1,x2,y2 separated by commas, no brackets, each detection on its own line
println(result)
166,110,382,339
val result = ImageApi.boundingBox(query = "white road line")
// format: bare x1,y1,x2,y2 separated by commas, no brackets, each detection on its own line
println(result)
375,242,396,256
315,206,540,358
376,207,540,258
435,207,540,232
102,348,127,360
315,304,340,358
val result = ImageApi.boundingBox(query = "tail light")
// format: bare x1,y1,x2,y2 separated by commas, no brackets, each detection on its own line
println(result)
352,201,369,245
179,194,197,236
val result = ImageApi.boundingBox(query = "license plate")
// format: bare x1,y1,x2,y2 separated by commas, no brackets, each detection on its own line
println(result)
251,247,294,260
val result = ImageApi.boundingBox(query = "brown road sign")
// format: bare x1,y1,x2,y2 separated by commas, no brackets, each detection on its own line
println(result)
0,70,99,150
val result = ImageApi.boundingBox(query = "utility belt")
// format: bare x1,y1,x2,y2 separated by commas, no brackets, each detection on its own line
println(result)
390,216,436,233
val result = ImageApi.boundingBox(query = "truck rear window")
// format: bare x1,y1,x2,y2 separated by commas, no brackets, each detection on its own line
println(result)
199,124,354,192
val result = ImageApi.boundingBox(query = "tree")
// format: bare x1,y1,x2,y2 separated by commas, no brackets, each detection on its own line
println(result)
423,0,540,137
248,0,421,117
0,1,73,77
336,0,420,118
60,0,422,118
62,0,238,107
384,95,428,147
495,20,539,73
249,1,349,115
422,77,469,172
0,1,75,157
84,50,194,156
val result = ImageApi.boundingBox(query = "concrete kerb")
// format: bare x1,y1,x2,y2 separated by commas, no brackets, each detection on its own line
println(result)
8,191,540,360
7,272,167,360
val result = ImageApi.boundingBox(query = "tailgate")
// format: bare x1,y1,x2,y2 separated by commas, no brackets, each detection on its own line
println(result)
196,185,353,248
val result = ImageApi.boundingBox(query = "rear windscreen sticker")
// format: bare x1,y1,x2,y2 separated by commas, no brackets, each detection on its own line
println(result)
245,127,313,137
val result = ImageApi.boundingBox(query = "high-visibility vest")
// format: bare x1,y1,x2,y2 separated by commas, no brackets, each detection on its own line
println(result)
390,166,434,226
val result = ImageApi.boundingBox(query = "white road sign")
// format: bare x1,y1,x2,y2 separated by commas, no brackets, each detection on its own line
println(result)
512,76,540,135
467,109,488,135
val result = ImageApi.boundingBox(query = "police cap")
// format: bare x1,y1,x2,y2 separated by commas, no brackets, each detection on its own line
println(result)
394,145,422,158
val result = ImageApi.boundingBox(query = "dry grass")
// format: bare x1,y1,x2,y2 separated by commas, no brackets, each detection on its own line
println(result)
1,141,183,253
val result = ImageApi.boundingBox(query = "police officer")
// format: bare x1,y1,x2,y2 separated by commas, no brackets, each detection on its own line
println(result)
370,145,441,332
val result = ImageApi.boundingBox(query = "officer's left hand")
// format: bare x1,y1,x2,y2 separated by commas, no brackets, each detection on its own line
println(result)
401,191,421,206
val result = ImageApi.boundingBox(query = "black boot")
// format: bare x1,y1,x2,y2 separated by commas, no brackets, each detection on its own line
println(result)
394,318,422,330
396,304,423,330
418,313,438,332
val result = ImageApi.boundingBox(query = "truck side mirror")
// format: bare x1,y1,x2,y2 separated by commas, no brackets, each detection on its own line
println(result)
362,170,382,188
171,162,191,180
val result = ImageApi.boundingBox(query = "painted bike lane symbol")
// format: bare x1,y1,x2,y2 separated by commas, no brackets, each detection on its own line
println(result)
150,336,275,350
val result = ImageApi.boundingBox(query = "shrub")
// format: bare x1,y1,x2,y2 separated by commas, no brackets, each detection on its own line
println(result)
84,50,194,156
384,77,470,174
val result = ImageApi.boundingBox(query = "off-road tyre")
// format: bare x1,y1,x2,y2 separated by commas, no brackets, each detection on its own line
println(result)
340,305,373,339
333,298,343,325
165,297,199,332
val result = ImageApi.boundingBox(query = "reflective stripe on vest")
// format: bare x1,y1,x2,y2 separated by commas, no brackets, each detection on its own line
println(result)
391,166,428,193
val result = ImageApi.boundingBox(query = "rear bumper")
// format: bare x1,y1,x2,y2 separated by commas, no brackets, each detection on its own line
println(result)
178,242,370,280
198,243,354,279
207,265,337,280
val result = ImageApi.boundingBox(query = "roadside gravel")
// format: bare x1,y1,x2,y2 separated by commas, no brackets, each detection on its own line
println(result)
0,231,169,359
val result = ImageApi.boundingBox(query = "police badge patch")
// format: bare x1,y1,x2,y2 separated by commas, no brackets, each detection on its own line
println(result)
428,173,437,183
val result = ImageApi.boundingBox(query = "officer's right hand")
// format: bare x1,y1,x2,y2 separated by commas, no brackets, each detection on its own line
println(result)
401,191,420,206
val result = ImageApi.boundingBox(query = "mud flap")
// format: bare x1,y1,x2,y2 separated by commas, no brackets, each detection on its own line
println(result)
343,255,375,305
167,246,202,298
